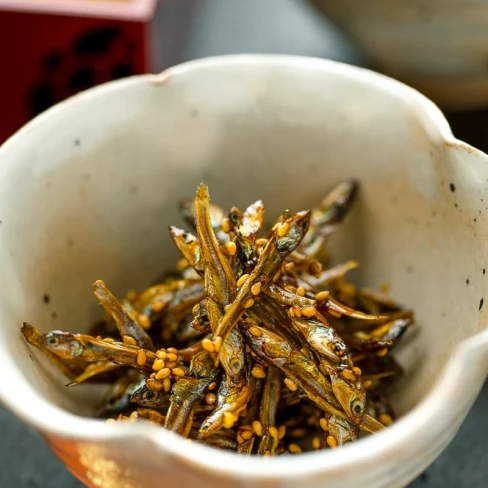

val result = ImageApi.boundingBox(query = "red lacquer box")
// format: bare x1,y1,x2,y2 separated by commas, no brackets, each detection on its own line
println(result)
0,0,160,143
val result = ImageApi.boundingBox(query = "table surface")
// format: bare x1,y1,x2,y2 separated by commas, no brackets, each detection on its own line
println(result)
1,1,488,486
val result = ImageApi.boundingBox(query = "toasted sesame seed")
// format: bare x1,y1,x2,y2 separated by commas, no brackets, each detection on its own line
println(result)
315,291,330,301
328,309,343,319
379,414,393,426
251,365,266,378
256,238,268,246
293,305,302,318
172,367,185,377
289,307,295,318
290,428,306,438
284,285,296,292
240,424,253,432
252,420,263,436
278,425,286,439
249,326,261,337
268,426,279,439
167,347,178,354
284,262,295,271
376,348,388,357
138,314,151,329
155,367,171,379
326,435,338,448
156,350,168,359
167,352,178,362
284,378,298,391
153,301,165,312
301,306,317,317
237,274,250,288
224,304,232,312
288,443,302,454
150,373,156,379
163,377,172,392
312,437,321,450
244,298,255,309
209,382,218,391
102,337,115,343
353,367,362,376
272,271,281,283
236,433,245,444
192,303,200,314
176,258,189,270
136,349,147,366
251,282,262,296
241,430,253,441
106,418,116,424
363,380,373,389
309,261,322,276
165,361,177,369
125,290,137,301
221,218,231,234
319,418,328,431
152,359,165,371
146,379,163,392
296,287,305,297
264,450,271,457
276,222,290,237
213,336,223,353
223,412,236,429
202,338,215,352
225,241,237,256
342,369,357,382
205,393,217,405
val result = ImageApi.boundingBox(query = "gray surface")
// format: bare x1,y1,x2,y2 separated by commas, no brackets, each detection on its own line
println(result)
1,0,486,486
1,380,487,487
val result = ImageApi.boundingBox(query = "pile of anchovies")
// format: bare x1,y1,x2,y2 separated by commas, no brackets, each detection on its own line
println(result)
22,181,414,455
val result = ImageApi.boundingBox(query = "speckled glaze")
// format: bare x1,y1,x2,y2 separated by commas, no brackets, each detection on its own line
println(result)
308,0,488,110
0,55,487,488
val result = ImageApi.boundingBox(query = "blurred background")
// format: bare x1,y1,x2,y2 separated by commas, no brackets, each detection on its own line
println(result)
0,1,487,486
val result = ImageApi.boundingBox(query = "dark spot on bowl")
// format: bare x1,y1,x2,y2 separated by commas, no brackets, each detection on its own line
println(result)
74,139,81,146
449,183,456,192
52,311,57,319
130,185,139,195
67,239,74,248
484,269,486,275
43,294,50,304
479,298,484,311
406,265,414,273
191,109,199,118
466,279,470,285
474,218,477,222
454,203,458,208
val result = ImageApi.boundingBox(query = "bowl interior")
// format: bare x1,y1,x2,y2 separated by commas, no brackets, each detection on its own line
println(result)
0,56,487,420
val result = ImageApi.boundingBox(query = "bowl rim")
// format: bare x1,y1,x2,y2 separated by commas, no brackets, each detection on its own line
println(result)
1,53,488,480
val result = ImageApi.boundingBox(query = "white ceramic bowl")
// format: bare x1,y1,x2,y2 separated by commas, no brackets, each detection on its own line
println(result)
307,0,488,110
0,55,487,488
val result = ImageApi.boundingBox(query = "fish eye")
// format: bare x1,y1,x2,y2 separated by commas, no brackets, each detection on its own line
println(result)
334,344,345,356
45,336,59,347
143,390,155,400
229,211,240,224
351,400,364,416
230,358,242,372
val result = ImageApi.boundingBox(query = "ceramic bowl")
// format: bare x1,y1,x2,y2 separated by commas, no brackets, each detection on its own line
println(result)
307,0,488,111
0,55,487,488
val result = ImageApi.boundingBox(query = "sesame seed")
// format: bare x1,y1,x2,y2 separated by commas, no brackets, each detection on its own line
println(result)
256,238,267,246
272,271,281,283
328,309,342,319
241,430,253,441
172,367,185,377
205,393,216,405
192,303,200,314
319,418,328,431
102,337,115,343
152,359,165,371
209,382,218,391
163,377,172,392
213,336,223,352
376,348,388,357
146,379,163,392
237,274,250,288
221,218,231,233
244,298,255,309
167,347,178,354
156,350,168,359
224,304,232,312
251,282,262,296
252,365,266,378
138,314,151,329
202,338,215,352
353,367,362,376
249,326,261,337
276,222,290,237
252,420,263,436
379,414,393,426
284,262,295,271
301,306,317,317
278,425,286,439
312,437,321,450
363,380,373,389
309,261,322,276
152,301,165,312
223,412,236,429
136,349,147,366
296,287,305,297
315,291,330,301
289,307,295,318
126,290,137,301
342,369,357,382
293,305,302,318
225,241,237,256
288,443,302,454
326,435,338,448
236,433,245,445
268,426,279,439
167,352,178,362
290,428,306,438
155,368,171,379
284,378,298,391
176,258,189,270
